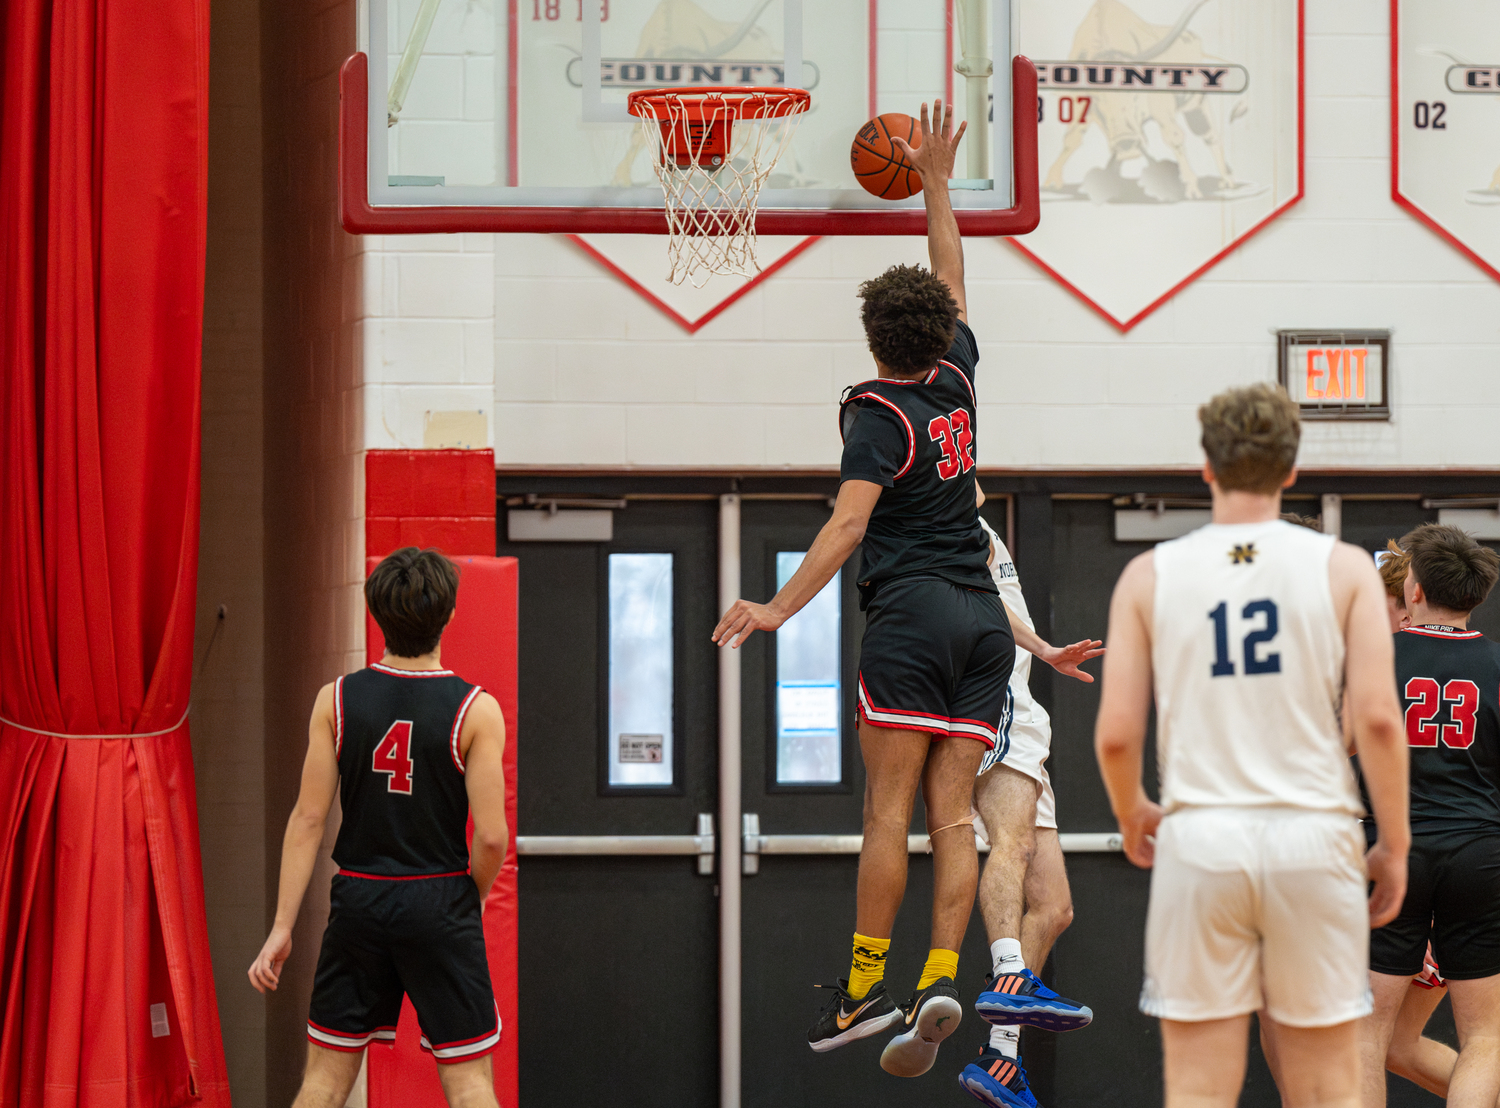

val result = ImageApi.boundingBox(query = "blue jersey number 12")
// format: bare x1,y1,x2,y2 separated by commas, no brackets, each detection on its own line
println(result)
1208,599,1282,678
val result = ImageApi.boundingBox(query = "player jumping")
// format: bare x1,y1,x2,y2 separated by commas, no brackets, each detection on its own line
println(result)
1359,524,1500,1108
959,502,1099,1108
712,100,1095,1080
248,548,510,1108
1095,384,1410,1108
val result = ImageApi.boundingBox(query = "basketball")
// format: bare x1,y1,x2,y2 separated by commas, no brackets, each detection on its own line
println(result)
851,113,923,200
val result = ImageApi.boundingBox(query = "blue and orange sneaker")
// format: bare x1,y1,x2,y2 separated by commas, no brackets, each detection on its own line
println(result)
959,1047,1039,1108
974,969,1092,1032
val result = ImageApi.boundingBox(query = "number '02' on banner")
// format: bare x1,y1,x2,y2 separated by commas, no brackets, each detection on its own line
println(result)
1393,0,1500,281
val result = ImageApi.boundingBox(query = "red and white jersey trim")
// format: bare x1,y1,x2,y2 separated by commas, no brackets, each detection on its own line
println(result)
450,686,483,773
370,663,456,677
857,676,997,748
1402,626,1483,639
333,676,345,758
307,1019,397,1052
845,392,916,480
939,359,976,405
419,1003,502,1062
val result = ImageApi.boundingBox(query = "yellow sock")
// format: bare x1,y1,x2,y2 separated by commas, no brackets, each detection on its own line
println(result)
918,948,960,989
847,933,890,1000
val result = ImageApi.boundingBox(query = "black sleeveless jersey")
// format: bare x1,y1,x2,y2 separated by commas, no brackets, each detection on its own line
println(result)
331,664,483,876
838,320,994,609
1393,626,1500,831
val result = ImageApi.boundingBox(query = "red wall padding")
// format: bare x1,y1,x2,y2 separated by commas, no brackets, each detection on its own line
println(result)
365,555,520,1108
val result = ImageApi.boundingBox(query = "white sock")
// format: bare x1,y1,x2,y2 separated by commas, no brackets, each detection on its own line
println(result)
990,937,1025,977
989,1023,1020,1059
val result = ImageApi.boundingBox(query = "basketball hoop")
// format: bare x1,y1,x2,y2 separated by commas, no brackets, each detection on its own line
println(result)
627,86,811,287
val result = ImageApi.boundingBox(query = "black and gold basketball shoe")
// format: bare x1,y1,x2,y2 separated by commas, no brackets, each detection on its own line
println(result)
807,980,903,1052
880,976,963,1076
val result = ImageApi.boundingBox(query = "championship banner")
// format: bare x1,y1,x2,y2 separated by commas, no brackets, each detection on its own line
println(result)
1012,0,1304,331
1392,1,1500,281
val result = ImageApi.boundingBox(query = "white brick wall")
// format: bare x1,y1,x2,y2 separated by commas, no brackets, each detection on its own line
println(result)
358,0,1500,470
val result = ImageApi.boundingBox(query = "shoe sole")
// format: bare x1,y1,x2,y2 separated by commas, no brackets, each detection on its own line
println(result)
879,995,963,1077
974,996,1093,1032
958,1068,1025,1108
808,1007,904,1053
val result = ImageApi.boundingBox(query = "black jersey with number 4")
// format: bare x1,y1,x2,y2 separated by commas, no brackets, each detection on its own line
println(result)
1396,626,1500,832
838,319,993,608
331,663,483,876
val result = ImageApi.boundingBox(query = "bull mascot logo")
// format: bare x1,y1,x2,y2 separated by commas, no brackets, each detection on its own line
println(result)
1043,0,1257,204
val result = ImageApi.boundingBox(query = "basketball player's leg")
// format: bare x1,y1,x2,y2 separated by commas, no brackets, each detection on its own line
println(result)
1446,975,1500,1108
855,720,934,940
1384,980,1454,1096
1258,813,1376,1108
1258,1019,1361,1108
806,719,928,1052
921,732,988,952
1020,828,1074,972
877,728,984,1077
974,764,1037,950
435,1056,500,1108
1162,1017,1250,1108
1359,976,1420,1108
973,770,1089,1031
292,1045,365,1108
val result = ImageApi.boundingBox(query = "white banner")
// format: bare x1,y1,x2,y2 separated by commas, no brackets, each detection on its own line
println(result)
1393,1,1500,281
1013,0,1303,330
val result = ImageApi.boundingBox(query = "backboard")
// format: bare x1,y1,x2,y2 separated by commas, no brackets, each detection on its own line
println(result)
340,0,1038,235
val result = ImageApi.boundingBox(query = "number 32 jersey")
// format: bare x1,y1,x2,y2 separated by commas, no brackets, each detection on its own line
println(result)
1151,520,1359,816
331,663,483,876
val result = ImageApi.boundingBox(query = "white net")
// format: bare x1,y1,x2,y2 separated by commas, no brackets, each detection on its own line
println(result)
631,90,809,288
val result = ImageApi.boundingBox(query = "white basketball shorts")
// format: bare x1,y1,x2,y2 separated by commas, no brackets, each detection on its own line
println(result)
977,700,1055,830
1140,806,1373,1028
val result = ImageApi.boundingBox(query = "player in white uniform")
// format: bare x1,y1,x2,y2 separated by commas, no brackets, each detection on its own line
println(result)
1094,384,1410,1108
959,512,1099,1108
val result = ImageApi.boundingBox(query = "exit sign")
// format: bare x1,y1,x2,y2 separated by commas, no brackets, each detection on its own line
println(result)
1277,330,1390,420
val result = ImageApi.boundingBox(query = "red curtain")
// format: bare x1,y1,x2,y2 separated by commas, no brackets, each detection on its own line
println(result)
0,0,227,1105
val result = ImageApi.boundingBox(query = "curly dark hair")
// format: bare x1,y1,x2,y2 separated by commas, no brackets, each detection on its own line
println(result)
857,264,960,376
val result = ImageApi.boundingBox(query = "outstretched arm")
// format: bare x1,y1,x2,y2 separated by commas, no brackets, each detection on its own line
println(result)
712,480,883,648
892,99,967,320
248,682,341,993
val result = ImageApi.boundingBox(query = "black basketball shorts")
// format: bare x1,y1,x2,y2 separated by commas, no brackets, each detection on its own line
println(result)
856,575,1014,747
1369,827,1500,981
308,872,500,1062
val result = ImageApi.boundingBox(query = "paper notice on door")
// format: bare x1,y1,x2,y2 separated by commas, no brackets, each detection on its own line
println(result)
150,1003,170,1038
618,734,664,763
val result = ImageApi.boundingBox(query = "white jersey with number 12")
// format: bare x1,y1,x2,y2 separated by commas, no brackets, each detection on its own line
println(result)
1150,519,1360,816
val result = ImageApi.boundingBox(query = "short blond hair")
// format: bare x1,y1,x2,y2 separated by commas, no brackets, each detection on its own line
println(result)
1199,384,1301,494
1377,539,1409,605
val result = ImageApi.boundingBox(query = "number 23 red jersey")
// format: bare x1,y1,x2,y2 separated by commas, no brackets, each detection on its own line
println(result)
331,663,483,876
1394,626,1500,833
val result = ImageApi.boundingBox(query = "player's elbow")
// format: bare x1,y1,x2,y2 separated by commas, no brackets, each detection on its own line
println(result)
1356,708,1405,753
288,803,328,838
1093,719,1135,760
473,821,509,855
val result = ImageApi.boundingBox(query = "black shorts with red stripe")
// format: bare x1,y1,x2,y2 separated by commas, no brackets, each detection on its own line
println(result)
308,871,499,1063
856,575,1014,747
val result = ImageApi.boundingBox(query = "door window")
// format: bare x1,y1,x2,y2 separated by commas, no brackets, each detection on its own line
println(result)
774,551,842,785
608,552,674,787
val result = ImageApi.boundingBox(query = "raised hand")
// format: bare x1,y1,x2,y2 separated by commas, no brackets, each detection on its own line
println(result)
891,98,967,184
1038,638,1106,683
